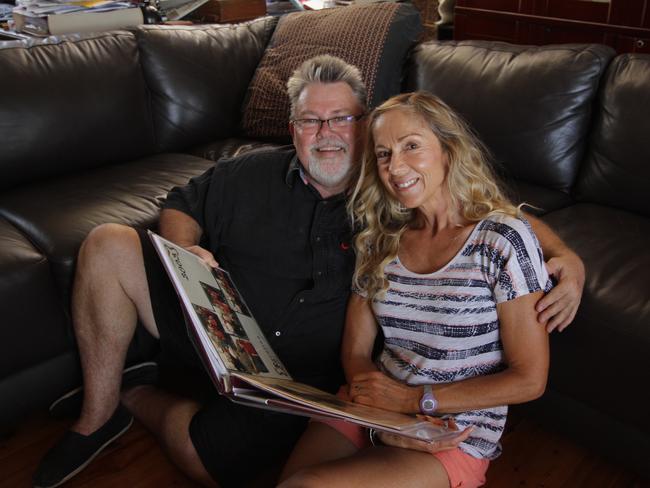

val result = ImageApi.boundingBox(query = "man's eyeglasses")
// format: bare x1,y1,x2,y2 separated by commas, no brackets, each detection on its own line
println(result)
291,114,364,133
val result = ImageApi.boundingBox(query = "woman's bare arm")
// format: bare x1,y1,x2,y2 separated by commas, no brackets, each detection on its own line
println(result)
341,293,380,385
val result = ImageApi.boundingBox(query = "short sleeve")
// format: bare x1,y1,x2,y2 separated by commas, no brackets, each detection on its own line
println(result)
163,165,216,230
487,217,553,304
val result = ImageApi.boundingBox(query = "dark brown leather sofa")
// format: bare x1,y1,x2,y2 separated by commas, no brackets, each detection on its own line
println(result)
1,19,648,477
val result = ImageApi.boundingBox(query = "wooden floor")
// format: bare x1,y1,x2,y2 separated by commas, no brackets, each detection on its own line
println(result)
1,407,648,488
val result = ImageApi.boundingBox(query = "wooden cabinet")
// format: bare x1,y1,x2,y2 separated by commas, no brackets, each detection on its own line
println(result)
614,35,650,54
455,0,650,53
191,0,266,23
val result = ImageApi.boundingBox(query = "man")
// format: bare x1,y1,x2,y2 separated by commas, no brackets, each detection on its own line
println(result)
34,55,584,487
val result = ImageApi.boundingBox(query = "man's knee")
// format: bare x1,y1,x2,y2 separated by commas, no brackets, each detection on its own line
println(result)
81,223,138,258
77,223,142,275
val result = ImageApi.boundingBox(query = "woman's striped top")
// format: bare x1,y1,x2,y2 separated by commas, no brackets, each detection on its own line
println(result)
369,214,552,460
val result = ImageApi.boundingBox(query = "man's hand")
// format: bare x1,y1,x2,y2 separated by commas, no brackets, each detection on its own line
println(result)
185,245,219,268
537,252,585,332
349,371,421,413
377,419,473,454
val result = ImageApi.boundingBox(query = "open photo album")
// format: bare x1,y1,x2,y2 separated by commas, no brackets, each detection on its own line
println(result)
148,231,457,443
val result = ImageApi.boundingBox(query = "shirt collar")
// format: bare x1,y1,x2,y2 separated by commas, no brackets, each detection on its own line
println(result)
285,154,308,188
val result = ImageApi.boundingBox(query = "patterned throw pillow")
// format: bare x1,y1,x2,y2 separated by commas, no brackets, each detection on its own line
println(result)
241,2,422,141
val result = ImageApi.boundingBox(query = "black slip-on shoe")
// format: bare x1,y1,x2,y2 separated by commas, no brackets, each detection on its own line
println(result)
33,405,133,488
48,361,158,419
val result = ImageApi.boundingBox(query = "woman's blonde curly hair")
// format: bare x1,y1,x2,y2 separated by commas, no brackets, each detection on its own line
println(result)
348,92,520,301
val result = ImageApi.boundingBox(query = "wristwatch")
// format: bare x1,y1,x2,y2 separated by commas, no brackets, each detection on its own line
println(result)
419,384,438,415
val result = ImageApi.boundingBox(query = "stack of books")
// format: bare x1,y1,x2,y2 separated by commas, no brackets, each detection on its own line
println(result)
12,0,144,36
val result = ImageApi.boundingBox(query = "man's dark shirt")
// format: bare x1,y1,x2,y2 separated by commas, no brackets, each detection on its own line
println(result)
164,147,353,392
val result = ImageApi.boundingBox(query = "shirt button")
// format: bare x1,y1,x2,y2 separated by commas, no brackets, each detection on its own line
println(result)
317,271,322,276
315,236,321,242
275,331,281,337
299,298,305,303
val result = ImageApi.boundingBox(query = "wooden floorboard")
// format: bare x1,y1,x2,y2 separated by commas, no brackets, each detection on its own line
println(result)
0,415,199,488
1,408,648,487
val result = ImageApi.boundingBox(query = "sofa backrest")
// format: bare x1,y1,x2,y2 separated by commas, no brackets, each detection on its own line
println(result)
405,41,615,194
0,31,156,191
133,17,277,153
575,53,650,217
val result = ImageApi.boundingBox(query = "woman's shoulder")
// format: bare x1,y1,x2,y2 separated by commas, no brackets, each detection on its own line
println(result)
474,212,538,247
478,214,551,300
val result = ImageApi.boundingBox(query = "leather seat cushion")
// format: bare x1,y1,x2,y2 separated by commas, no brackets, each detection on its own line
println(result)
0,218,70,380
0,31,155,191
0,153,214,295
576,53,650,217
135,19,277,152
542,204,650,433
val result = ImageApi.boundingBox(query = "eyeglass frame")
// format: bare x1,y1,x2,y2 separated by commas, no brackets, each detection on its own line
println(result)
290,114,365,133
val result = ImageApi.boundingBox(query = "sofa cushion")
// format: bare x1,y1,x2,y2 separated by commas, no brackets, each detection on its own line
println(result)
0,153,214,296
0,218,70,381
0,31,156,192
542,204,650,429
405,41,615,194
576,53,650,217
241,2,422,141
134,18,278,152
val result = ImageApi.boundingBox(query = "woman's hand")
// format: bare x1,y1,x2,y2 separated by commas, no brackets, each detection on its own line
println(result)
377,418,474,454
349,371,422,413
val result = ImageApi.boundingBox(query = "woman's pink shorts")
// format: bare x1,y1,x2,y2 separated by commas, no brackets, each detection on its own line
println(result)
316,418,489,488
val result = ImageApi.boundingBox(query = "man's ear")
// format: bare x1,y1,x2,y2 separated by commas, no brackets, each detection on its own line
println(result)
289,122,295,139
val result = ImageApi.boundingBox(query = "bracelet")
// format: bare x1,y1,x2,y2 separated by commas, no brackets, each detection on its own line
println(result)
368,428,383,446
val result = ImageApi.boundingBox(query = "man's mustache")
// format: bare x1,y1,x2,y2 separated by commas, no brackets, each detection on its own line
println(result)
310,138,348,152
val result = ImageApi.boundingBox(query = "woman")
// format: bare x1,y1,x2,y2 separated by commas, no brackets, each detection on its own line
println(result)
279,92,552,488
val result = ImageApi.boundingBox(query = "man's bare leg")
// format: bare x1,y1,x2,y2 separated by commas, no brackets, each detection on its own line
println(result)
70,223,215,485
71,223,159,434
34,223,169,488
121,385,218,487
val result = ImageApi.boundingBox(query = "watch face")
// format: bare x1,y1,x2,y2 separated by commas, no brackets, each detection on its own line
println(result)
422,399,435,411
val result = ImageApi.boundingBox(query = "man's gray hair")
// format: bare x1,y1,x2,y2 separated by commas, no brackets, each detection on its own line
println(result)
286,55,368,118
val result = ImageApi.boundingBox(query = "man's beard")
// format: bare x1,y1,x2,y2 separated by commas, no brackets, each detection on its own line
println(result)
306,138,353,189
